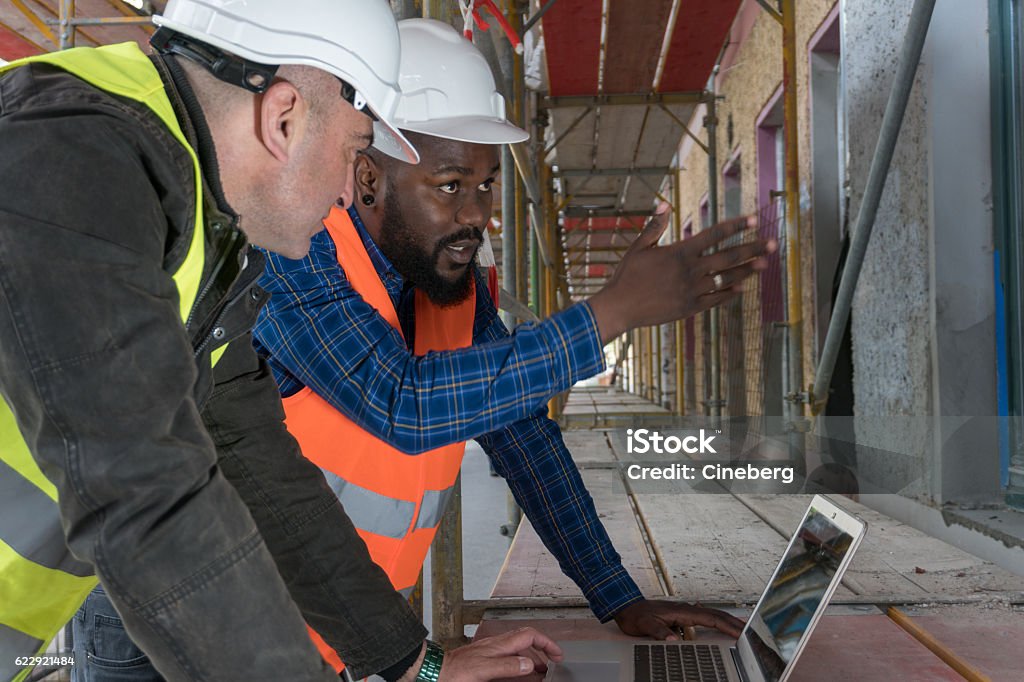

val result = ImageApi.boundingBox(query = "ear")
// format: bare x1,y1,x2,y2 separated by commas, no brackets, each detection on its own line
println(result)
257,80,306,164
353,153,381,200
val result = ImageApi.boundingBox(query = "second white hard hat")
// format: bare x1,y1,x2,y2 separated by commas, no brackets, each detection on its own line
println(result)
154,0,419,163
373,18,528,160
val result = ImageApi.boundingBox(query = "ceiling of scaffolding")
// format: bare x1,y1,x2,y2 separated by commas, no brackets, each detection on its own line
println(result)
0,0,159,58
0,0,745,303
539,0,741,298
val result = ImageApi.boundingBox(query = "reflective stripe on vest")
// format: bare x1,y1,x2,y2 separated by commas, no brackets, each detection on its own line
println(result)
320,469,458,539
0,625,44,682
283,207,475,672
0,43,209,682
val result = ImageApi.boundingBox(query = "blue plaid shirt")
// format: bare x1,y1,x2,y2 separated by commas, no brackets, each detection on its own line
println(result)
252,207,644,621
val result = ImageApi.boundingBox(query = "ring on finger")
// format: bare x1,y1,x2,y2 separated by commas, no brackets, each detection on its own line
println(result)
713,273,724,290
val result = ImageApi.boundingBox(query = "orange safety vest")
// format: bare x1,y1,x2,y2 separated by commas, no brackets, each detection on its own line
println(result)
284,207,476,671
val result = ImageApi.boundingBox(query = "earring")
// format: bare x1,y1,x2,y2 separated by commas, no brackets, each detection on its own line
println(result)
361,194,375,206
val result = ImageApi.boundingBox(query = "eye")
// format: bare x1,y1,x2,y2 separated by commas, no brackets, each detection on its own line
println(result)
439,181,459,194
479,179,495,192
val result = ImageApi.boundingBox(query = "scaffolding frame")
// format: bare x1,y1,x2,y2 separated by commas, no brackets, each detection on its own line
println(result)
6,0,944,659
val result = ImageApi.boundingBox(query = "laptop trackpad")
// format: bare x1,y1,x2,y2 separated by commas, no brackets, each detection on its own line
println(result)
546,660,620,681
544,641,631,681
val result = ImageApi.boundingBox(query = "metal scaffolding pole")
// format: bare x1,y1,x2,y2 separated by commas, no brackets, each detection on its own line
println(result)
811,0,938,413
623,334,630,393
409,570,424,624
673,173,686,414
632,329,640,395
639,328,647,397
58,0,75,49
501,147,517,329
781,0,806,472
516,188,528,305
639,327,645,399
630,327,638,395
512,3,529,309
530,226,540,313
705,90,722,423
431,477,465,649
539,143,554,316
637,329,644,397
500,29,517,330
648,328,655,401
642,327,650,401
508,0,526,537
634,327,643,395
631,333,637,395
655,324,663,406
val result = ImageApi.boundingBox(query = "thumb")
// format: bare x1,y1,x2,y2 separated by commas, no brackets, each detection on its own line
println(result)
480,655,536,679
627,202,671,253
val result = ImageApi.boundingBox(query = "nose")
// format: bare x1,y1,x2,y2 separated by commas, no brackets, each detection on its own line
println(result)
455,192,490,230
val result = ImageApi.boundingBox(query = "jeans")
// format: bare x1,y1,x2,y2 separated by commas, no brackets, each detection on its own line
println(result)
72,587,162,682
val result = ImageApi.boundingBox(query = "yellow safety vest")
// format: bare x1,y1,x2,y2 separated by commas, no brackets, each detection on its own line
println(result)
0,43,211,682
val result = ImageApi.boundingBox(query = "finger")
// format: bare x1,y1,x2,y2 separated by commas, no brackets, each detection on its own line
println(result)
694,287,742,311
521,645,550,674
473,654,538,679
705,612,745,639
715,611,748,636
672,608,747,639
707,259,769,292
627,202,672,253
700,240,774,274
686,215,756,251
491,627,564,661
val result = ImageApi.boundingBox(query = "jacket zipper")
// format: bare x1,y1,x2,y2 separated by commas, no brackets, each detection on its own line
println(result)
192,301,231,359
189,227,244,357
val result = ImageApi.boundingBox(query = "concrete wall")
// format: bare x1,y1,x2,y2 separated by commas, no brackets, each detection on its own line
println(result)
845,0,997,504
673,0,999,504
843,0,933,497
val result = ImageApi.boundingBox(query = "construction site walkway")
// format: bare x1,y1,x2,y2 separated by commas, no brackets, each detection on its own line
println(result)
475,388,1024,681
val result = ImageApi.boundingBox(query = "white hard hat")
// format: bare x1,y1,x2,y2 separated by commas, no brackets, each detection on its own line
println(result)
154,0,418,163
373,18,528,160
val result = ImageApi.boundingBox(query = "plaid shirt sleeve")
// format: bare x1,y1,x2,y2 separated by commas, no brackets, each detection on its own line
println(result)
470,274,644,622
252,231,607,454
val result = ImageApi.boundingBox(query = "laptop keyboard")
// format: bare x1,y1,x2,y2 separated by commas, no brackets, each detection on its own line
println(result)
633,643,729,682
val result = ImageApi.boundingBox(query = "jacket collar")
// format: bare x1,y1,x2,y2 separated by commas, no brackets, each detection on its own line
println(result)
151,52,239,231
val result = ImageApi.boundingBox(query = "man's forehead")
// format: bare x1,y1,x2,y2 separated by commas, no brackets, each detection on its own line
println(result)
414,135,500,173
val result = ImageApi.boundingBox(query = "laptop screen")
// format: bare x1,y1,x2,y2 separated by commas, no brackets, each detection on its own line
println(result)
740,504,856,682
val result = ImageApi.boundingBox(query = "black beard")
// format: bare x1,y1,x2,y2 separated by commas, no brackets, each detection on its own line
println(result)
377,191,478,307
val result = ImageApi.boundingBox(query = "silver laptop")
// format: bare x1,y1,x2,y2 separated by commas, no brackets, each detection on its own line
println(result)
545,495,867,682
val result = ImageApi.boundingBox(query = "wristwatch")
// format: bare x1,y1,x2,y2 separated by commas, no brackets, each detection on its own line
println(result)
415,640,444,682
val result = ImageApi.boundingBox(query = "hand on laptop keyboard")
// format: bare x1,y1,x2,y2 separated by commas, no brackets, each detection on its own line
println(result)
613,599,746,640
